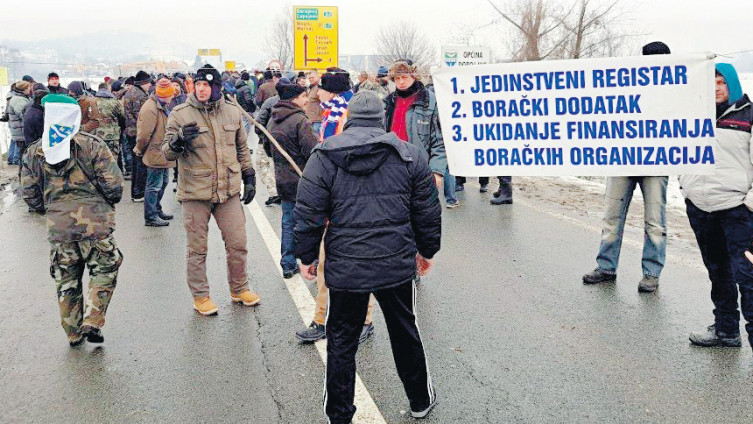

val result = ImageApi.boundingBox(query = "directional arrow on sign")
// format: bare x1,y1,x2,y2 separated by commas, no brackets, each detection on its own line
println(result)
303,35,324,65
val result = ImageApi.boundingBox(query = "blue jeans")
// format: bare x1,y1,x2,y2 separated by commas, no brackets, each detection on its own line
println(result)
596,176,667,278
280,200,297,272
443,167,457,204
686,201,753,346
145,167,169,221
7,139,20,165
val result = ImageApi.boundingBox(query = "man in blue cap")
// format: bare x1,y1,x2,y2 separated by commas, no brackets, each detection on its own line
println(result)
680,62,753,352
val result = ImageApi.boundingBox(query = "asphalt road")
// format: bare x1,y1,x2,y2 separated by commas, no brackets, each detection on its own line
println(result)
1,170,752,423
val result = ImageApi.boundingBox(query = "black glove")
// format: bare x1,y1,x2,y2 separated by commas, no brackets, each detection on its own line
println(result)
241,172,256,204
170,121,199,152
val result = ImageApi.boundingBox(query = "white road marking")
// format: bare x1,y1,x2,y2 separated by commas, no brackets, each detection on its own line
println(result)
246,200,387,424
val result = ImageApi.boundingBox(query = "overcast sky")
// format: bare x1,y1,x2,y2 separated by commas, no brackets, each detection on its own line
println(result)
2,0,752,66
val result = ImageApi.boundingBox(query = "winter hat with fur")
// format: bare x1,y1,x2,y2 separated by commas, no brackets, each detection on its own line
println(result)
388,60,418,81
320,67,351,93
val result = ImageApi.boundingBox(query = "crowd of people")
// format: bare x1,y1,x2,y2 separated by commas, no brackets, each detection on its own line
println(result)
2,40,753,423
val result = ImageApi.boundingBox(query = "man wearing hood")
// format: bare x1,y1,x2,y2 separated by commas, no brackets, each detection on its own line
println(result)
680,63,753,352
6,80,32,165
294,67,377,345
123,70,152,200
295,91,441,423
266,80,317,278
162,64,259,316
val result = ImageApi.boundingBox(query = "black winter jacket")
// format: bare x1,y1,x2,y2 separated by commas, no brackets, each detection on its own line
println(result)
266,101,318,202
235,80,256,113
22,103,44,152
294,122,442,292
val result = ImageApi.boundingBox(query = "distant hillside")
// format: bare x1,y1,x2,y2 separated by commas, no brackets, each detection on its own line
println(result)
0,31,193,63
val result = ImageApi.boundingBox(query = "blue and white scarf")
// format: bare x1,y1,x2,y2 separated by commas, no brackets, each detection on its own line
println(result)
319,90,354,141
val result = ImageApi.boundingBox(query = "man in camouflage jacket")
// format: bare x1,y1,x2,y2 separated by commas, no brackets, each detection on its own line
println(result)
90,83,126,158
21,130,124,346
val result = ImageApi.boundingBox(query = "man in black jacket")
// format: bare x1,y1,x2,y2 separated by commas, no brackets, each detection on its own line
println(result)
21,84,49,155
266,81,318,277
295,91,442,423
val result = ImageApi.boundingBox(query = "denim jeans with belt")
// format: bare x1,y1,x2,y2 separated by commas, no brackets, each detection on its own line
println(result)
596,176,667,278
686,200,753,346
144,167,169,221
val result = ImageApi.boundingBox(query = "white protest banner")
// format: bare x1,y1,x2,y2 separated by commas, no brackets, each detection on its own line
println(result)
432,54,716,176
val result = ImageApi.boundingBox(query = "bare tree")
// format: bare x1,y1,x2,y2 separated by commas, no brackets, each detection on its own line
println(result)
487,0,570,61
374,21,436,68
486,0,631,62
561,0,630,58
264,6,294,69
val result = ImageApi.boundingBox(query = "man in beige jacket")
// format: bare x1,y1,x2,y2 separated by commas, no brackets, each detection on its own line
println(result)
162,65,259,315
135,77,176,227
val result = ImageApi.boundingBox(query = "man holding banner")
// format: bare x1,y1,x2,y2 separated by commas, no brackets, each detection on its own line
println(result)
582,42,672,292
21,94,124,346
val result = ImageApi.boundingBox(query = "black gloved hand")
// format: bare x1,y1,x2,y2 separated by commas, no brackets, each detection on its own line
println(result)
241,172,256,204
170,121,199,152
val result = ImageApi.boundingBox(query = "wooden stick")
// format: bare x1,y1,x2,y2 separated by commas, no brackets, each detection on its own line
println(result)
229,95,304,177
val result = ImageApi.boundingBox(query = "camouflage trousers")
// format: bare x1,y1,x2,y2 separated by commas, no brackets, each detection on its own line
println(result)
256,145,277,197
49,235,123,342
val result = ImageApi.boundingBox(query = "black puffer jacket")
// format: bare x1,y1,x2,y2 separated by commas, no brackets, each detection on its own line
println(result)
294,122,442,292
266,101,318,202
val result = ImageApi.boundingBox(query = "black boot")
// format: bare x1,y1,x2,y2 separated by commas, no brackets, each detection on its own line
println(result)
145,217,170,227
296,321,326,343
582,268,616,284
82,326,104,343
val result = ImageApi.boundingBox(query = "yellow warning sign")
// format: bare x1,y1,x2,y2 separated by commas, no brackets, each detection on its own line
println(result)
0,67,7,86
225,61,236,71
293,6,338,70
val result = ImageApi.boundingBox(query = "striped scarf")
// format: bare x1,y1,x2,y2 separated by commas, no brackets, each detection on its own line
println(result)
319,90,354,142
